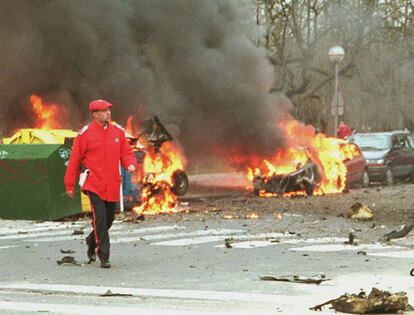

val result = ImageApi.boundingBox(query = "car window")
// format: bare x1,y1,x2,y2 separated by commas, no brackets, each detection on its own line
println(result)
351,134,391,150
396,135,409,148
408,135,414,148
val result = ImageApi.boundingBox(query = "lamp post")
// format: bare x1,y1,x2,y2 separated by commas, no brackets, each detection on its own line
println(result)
328,45,345,137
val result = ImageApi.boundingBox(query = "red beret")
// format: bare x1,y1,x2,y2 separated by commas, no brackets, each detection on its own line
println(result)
89,99,113,112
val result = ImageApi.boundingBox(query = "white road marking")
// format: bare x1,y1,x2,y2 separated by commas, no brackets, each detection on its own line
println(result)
216,240,279,248
0,301,266,315
214,237,351,249
367,251,414,258
0,283,285,303
290,243,404,252
0,245,18,250
28,225,185,243
158,232,290,246
282,237,349,244
112,228,245,244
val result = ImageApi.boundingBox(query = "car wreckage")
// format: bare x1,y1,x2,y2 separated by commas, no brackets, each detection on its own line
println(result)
253,159,322,197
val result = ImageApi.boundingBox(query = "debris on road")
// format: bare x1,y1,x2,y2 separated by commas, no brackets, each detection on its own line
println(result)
310,288,409,313
60,249,75,254
56,256,83,266
380,224,414,242
347,202,374,221
344,232,357,245
224,238,233,248
259,274,329,285
72,229,84,235
100,290,133,297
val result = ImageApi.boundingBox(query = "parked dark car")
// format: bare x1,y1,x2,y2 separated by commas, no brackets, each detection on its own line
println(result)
349,131,414,185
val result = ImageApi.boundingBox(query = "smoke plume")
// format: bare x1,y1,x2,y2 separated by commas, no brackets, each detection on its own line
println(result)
0,0,291,166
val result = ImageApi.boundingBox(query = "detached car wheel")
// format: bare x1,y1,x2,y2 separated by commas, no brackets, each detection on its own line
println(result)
384,167,394,186
361,170,370,188
171,170,189,196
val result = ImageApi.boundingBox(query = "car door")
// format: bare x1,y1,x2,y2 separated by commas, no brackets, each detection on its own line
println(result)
404,134,414,175
389,135,404,177
396,135,413,177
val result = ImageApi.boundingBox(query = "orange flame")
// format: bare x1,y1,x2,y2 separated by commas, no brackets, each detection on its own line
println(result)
126,116,187,215
30,95,64,129
246,120,354,196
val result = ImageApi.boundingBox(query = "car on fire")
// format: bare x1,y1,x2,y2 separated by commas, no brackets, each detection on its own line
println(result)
349,131,414,185
252,141,368,196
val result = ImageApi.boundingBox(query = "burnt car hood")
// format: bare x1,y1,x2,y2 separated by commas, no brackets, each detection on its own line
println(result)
361,149,389,160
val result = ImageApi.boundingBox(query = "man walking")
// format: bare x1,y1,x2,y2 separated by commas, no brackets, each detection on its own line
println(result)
64,100,137,268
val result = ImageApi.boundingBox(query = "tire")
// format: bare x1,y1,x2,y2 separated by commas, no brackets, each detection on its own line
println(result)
361,170,370,188
384,166,394,186
171,170,189,196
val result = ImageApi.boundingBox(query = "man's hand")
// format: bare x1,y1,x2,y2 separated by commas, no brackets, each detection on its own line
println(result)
127,165,136,173
66,190,75,198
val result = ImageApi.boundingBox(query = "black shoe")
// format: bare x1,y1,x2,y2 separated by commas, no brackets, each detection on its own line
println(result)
100,260,111,268
86,239,96,263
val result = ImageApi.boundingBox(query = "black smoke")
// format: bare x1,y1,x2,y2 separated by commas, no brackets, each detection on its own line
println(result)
0,0,291,166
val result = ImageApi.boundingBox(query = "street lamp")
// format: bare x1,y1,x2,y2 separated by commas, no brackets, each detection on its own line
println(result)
328,45,345,137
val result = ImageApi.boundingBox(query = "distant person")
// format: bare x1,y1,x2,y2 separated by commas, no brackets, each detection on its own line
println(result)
337,121,352,139
64,100,138,268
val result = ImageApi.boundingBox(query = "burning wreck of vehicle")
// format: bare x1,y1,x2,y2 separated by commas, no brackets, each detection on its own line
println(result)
246,120,356,197
252,157,322,197
125,116,188,215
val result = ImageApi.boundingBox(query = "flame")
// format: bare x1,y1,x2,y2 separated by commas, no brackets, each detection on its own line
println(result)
246,120,354,196
30,95,64,129
127,115,187,215
125,115,138,137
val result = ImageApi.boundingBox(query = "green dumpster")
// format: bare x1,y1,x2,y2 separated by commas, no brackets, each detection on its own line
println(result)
0,144,81,220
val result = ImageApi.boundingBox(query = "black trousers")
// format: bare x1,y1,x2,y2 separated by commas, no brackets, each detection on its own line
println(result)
85,191,115,261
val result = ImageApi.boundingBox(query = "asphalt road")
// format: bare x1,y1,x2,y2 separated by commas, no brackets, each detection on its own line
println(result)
1,196,414,315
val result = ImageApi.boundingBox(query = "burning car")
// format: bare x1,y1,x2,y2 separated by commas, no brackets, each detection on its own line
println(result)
252,158,322,196
247,121,369,197
125,116,188,214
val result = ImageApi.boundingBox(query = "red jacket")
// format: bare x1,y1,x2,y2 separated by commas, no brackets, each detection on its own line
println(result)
337,124,352,139
64,121,138,201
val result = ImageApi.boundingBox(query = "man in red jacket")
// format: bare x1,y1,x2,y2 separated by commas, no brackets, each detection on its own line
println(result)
337,121,353,139
64,99,138,268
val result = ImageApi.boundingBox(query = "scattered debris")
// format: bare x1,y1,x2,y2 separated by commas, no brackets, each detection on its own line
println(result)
224,238,233,248
56,256,82,266
259,274,329,285
72,229,84,235
100,290,133,297
344,232,357,245
357,251,367,256
60,249,75,254
380,224,414,242
310,288,409,313
17,231,28,234
347,202,374,221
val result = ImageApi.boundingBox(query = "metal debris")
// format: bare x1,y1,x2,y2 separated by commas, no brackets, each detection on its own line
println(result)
380,224,414,242
60,249,75,254
347,202,374,221
100,290,133,297
310,288,409,313
224,238,233,248
56,256,82,266
259,274,329,285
